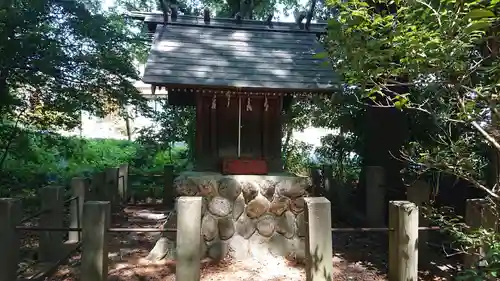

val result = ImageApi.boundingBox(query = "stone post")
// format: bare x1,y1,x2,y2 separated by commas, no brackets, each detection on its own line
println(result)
90,171,106,201
69,177,87,243
365,166,385,227
407,180,431,260
118,164,129,204
176,197,203,281
464,198,498,269
39,186,65,262
0,198,21,281
322,164,333,199
81,201,110,281
304,197,333,281
388,201,418,281
309,167,322,196
105,167,119,207
164,165,174,209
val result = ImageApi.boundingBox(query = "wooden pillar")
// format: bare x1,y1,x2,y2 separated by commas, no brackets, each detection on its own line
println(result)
81,201,110,281
407,180,431,260
304,197,333,281
388,201,418,281
176,197,203,281
118,164,129,204
39,186,64,262
164,165,174,209
69,177,87,243
0,198,21,281
365,166,385,226
464,198,497,269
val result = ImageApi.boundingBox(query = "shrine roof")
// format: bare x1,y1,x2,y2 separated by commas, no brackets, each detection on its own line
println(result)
133,12,338,93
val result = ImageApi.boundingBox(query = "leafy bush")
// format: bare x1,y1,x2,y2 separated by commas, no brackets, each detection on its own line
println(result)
0,124,188,197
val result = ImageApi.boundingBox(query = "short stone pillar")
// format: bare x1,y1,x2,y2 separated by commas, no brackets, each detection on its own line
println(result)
322,165,334,195
463,198,498,269
0,198,21,281
163,165,174,208
69,177,87,243
304,197,333,281
309,167,322,196
176,197,203,281
118,164,129,204
81,201,110,281
407,180,431,260
90,171,106,201
39,186,65,262
388,201,418,281
105,167,119,207
365,166,386,227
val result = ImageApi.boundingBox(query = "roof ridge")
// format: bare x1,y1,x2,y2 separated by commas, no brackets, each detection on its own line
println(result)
128,11,327,34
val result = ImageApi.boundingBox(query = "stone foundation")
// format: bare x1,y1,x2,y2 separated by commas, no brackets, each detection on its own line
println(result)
170,172,311,261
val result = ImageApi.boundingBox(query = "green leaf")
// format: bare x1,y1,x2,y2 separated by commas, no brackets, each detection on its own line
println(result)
464,20,492,33
313,52,328,59
465,9,495,19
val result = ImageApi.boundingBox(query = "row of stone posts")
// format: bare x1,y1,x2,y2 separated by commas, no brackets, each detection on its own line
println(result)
359,165,500,271
0,164,130,281
0,180,87,281
88,164,129,205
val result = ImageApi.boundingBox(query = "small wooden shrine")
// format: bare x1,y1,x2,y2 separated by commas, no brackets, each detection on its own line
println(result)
132,10,336,174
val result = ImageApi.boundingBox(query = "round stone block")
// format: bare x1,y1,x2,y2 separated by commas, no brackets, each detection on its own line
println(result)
208,196,232,217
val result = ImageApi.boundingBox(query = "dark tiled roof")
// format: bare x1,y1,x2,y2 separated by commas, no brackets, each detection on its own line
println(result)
140,14,337,91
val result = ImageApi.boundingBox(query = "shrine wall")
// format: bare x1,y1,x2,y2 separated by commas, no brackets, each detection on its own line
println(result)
173,172,311,261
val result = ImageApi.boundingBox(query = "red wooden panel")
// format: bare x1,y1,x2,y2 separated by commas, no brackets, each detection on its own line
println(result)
222,158,268,175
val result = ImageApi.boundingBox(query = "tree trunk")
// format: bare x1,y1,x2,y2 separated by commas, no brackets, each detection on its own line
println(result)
125,114,131,141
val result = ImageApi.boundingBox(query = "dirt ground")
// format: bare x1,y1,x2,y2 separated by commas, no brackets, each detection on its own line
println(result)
18,204,459,281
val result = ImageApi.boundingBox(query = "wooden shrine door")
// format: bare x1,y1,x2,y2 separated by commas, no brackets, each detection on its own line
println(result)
195,93,282,173
240,96,264,159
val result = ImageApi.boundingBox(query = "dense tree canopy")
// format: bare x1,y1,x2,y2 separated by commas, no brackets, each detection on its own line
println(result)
0,0,152,130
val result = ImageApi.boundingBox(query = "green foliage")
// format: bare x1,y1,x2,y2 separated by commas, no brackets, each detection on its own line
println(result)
134,98,195,170
321,0,500,275
283,139,314,176
428,203,500,280
0,0,150,130
315,133,361,182
0,124,189,197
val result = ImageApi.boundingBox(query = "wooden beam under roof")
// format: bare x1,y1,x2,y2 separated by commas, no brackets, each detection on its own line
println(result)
125,11,327,34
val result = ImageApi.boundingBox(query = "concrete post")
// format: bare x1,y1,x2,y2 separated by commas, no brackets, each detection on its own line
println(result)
388,201,418,281
464,198,497,269
39,186,65,262
309,167,322,196
176,197,203,281
365,166,386,227
322,165,333,198
0,198,21,281
304,197,333,281
163,165,174,208
81,201,110,281
118,164,129,204
105,167,119,207
69,177,87,243
407,180,431,261
90,171,106,201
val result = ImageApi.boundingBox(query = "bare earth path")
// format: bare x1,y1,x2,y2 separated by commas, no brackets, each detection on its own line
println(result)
36,205,456,281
